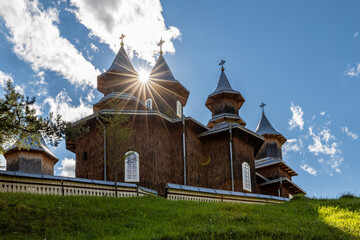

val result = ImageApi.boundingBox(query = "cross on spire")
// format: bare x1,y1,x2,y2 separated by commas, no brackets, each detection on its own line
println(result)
260,102,266,113
219,59,226,71
120,34,126,46
157,38,165,55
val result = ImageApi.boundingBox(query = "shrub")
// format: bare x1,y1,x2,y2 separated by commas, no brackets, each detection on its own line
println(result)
339,192,359,199
290,194,308,201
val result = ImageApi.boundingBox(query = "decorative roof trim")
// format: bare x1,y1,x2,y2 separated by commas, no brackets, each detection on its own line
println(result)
94,92,146,108
255,157,298,176
198,122,264,141
256,172,269,182
258,177,306,195
208,113,247,126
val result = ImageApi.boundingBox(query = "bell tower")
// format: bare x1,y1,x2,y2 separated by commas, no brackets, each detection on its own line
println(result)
205,60,246,128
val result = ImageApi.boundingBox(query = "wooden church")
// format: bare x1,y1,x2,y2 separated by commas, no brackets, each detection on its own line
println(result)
66,37,305,197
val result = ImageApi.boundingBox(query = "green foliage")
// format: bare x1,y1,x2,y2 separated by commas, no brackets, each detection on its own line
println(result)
0,80,88,154
290,194,309,201
0,193,359,239
339,192,359,200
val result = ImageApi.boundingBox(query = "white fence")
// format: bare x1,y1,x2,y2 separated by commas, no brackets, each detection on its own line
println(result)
166,183,288,204
0,171,157,197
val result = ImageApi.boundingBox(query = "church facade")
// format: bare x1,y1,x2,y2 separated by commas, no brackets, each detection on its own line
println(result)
66,38,305,197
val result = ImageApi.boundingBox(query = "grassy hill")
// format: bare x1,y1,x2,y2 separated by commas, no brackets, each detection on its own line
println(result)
0,193,359,239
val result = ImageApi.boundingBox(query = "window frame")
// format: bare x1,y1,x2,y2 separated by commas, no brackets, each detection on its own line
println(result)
124,151,140,182
242,162,251,192
176,100,182,117
145,98,153,110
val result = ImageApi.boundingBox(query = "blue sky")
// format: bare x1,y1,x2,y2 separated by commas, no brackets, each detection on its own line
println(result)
0,0,359,198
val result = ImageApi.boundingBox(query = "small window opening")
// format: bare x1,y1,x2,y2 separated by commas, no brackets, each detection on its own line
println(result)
145,98,152,110
176,100,182,117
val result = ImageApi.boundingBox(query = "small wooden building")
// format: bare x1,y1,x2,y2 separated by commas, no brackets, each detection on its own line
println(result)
66,39,305,197
4,138,58,175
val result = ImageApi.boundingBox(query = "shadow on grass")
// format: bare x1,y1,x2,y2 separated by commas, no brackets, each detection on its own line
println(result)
0,193,359,239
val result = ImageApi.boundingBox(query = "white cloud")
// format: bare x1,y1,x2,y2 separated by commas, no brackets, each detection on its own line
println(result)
30,102,43,116
86,89,94,102
288,103,304,131
341,126,358,140
330,157,344,170
300,163,317,176
320,111,325,116
0,0,100,88
68,0,181,65
0,70,13,87
36,71,46,85
14,84,25,95
283,138,302,155
346,64,360,77
354,32,358,38
57,157,75,177
307,126,344,173
308,127,338,157
89,43,98,52
44,90,92,122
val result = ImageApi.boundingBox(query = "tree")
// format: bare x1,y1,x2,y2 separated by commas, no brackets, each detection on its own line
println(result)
96,104,133,196
0,80,87,154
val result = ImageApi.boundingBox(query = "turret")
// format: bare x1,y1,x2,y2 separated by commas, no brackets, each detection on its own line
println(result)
205,60,246,128
147,38,189,118
255,103,286,159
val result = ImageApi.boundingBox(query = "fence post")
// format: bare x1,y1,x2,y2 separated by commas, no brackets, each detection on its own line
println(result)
61,180,64,196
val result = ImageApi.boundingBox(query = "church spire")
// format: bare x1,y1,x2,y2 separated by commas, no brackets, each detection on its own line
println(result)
205,60,246,128
255,103,285,143
106,34,136,74
97,35,138,95
208,60,240,97
255,103,287,160
148,38,189,108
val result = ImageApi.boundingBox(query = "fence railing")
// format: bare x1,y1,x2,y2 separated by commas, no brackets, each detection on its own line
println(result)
166,183,289,204
0,171,157,197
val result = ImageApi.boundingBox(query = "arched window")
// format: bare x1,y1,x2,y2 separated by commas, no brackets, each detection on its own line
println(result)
145,98,152,110
176,100,182,117
242,162,251,192
125,151,139,182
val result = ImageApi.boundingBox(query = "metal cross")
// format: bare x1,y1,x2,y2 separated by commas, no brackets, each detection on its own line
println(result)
219,60,226,71
157,38,165,55
120,34,126,46
260,102,266,113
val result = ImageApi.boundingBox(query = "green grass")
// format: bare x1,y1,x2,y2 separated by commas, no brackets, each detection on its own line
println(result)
0,193,359,239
